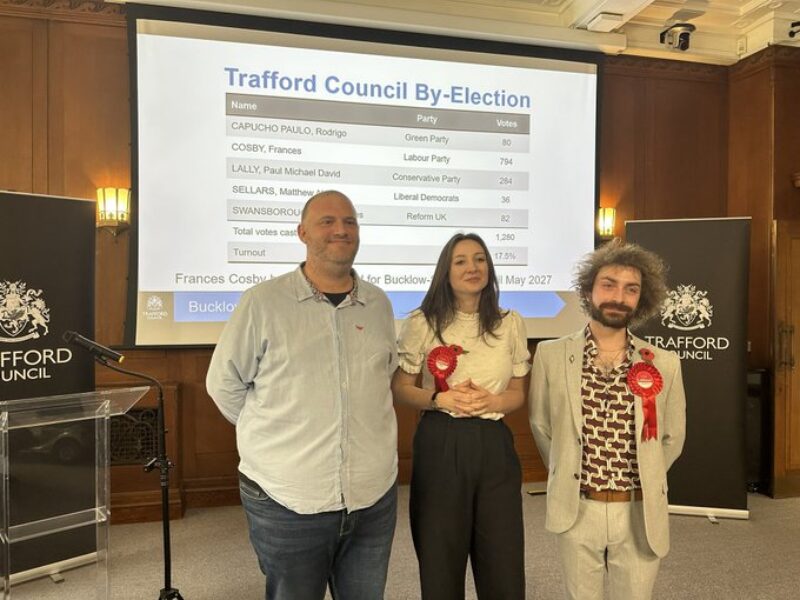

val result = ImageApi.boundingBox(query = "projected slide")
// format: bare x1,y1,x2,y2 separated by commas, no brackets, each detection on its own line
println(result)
134,20,597,345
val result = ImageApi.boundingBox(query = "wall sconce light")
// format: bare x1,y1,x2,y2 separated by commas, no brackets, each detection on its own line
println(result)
96,187,130,235
792,172,800,188
597,207,616,238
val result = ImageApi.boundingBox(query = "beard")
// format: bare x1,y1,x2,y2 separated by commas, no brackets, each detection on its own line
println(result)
327,241,359,266
589,301,635,329
308,238,359,268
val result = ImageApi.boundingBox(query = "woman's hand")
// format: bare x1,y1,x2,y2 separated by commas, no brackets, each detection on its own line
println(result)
435,382,479,416
453,376,527,416
454,380,501,416
391,369,481,415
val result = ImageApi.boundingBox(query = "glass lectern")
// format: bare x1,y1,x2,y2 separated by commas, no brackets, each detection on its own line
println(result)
0,387,148,599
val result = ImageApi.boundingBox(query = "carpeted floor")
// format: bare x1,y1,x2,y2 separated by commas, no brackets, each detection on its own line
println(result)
12,487,800,599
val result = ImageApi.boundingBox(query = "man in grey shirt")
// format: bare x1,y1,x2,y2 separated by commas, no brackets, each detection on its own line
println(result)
206,190,398,600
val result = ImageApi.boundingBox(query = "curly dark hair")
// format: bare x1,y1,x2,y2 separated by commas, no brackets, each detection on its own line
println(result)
420,233,506,344
573,238,668,327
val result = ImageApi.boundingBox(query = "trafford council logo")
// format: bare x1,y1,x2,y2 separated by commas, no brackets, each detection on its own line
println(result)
147,295,163,312
143,294,168,320
0,280,51,343
660,284,713,331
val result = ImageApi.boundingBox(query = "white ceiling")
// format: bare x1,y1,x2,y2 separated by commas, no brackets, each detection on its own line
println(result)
114,0,800,64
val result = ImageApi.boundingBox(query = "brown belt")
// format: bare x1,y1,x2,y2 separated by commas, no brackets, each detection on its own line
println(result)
581,488,643,503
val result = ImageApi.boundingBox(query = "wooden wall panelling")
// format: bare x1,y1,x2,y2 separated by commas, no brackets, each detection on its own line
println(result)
601,57,728,230
514,340,545,482
181,350,241,507
597,71,641,237
0,16,47,193
508,408,546,482
175,352,203,491
728,52,776,369
396,403,419,484
47,20,129,198
644,74,728,220
44,19,131,343
95,229,130,345
772,49,800,223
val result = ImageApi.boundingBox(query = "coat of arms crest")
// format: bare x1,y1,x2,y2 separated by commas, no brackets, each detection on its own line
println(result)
660,284,713,331
0,280,51,343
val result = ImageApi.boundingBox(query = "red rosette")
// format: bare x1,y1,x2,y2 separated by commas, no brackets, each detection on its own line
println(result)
627,361,663,441
426,345,464,392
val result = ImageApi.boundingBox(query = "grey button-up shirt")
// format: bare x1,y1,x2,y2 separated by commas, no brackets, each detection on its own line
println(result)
206,266,398,514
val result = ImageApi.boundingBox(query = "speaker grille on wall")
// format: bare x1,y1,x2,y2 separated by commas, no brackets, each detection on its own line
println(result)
110,409,158,465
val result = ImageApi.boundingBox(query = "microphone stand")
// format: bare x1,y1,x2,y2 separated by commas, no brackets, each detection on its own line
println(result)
96,356,184,600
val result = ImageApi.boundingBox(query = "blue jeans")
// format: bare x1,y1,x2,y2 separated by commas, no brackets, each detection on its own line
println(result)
239,472,397,600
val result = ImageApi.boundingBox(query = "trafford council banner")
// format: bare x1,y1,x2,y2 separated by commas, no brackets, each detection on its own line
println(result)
0,191,96,575
626,218,750,515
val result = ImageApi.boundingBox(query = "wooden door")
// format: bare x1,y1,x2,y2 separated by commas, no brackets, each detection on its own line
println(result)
773,220,800,496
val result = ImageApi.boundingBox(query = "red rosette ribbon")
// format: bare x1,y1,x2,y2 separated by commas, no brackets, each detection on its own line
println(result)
627,354,663,442
426,345,464,392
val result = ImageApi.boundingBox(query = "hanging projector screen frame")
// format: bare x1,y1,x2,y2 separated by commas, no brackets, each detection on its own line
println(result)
124,3,604,348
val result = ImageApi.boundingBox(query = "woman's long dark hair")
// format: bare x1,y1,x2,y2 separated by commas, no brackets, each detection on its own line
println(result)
420,233,506,344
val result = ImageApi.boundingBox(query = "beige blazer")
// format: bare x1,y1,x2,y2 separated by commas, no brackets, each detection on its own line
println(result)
529,329,686,558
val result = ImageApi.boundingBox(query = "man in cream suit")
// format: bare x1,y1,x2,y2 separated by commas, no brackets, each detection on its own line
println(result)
529,239,686,600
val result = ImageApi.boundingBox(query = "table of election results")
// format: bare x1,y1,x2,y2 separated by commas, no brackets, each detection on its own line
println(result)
224,93,532,268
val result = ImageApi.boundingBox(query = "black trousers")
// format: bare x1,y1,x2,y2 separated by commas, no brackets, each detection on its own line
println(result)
410,410,526,600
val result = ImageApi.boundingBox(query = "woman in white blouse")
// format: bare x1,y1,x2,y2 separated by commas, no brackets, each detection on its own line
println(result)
391,232,531,600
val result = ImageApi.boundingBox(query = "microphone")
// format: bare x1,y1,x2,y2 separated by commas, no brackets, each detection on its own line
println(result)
62,331,125,363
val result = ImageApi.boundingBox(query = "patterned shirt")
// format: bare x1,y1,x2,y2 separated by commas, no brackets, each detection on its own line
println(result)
580,327,641,492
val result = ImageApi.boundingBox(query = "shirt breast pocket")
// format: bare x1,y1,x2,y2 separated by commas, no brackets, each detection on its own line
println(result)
348,320,395,378
366,342,395,376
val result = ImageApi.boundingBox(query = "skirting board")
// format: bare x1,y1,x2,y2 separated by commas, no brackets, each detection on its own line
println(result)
669,504,750,520
9,552,97,586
